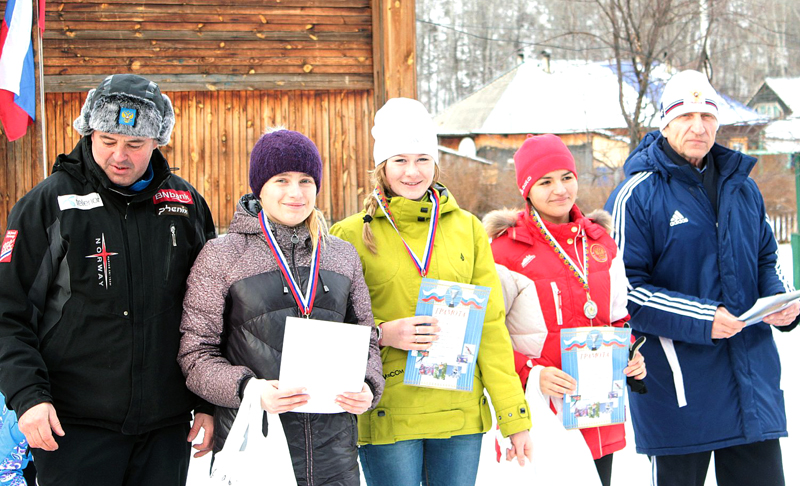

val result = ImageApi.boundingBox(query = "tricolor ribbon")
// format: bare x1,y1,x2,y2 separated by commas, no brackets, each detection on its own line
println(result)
259,211,320,316
373,187,440,277
530,209,591,295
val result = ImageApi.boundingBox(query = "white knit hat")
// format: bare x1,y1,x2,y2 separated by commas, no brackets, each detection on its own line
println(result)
658,70,720,131
372,98,439,166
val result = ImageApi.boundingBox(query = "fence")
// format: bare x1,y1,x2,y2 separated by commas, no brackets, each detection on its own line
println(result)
771,212,798,244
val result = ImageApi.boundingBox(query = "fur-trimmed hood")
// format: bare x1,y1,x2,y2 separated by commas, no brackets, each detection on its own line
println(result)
483,206,613,241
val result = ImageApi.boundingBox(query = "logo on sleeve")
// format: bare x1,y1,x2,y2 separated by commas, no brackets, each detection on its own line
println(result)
85,234,119,289
521,254,536,268
0,230,18,263
58,193,103,211
153,189,194,205
156,203,189,218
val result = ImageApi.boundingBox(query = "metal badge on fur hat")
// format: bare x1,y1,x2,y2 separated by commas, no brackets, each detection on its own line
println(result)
249,129,323,195
659,70,720,131
73,74,175,146
372,98,439,166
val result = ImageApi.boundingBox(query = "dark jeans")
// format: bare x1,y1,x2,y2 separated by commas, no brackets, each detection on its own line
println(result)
31,422,191,486
649,439,784,486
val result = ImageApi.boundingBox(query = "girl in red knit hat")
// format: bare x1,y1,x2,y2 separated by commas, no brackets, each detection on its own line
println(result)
484,134,646,486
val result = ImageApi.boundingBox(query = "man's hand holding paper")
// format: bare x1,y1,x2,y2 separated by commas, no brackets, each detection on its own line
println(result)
762,301,800,327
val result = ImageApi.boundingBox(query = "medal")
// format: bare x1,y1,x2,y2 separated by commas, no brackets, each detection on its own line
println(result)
530,208,598,322
259,211,321,317
584,300,598,319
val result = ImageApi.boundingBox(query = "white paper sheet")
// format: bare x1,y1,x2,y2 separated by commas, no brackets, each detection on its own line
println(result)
739,290,800,326
279,316,371,414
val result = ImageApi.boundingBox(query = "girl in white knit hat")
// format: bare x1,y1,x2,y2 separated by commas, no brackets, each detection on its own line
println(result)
331,98,533,486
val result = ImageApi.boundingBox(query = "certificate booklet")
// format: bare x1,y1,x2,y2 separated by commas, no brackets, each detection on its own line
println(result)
279,317,371,414
404,278,490,392
561,327,631,430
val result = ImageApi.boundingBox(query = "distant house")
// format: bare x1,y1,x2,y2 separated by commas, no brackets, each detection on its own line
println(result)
747,77,800,155
748,77,800,120
435,60,767,179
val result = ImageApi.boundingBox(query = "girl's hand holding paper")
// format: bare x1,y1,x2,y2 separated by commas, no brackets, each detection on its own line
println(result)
258,379,310,414
335,382,374,414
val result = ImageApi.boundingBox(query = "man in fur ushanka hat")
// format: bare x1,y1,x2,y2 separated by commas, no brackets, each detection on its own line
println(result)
0,74,216,485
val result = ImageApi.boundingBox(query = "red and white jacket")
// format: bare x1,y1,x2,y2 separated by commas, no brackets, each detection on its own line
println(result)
486,205,630,460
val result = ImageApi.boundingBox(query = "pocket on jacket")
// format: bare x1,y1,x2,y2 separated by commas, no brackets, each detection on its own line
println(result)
156,221,190,293
349,413,358,448
39,317,70,369
550,282,563,326
392,409,465,438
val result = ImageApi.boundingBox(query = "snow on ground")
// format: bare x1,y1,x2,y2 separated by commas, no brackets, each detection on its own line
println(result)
188,245,798,486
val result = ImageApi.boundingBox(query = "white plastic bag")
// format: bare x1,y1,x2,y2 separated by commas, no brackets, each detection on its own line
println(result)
491,365,602,484
209,379,297,485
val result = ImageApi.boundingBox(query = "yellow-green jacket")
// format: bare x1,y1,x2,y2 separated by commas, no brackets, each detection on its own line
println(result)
330,186,530,445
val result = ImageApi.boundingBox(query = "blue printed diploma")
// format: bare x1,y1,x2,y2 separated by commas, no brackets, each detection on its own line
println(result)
561,327,631,429
404,278,490,392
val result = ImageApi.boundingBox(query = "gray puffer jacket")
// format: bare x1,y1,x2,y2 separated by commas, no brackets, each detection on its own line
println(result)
179,194,383,485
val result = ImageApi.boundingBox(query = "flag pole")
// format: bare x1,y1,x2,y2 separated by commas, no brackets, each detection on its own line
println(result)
33,0,47,179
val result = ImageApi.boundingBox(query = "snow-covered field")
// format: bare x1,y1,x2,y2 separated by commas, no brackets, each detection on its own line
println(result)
188,245,798,486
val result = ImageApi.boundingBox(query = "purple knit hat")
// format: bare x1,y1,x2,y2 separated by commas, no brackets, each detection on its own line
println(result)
249,129,323,195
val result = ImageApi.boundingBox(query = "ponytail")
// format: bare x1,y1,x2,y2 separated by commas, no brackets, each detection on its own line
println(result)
306,208,329,251
361,163,387,254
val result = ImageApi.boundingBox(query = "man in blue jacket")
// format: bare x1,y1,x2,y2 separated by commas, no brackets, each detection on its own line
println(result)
605,69,799,486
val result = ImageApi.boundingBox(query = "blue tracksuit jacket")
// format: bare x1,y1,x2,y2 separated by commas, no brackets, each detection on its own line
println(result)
604,131,796,456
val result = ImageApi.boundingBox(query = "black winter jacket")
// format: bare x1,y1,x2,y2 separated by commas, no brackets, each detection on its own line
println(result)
0,136,215,434
180,195,384,486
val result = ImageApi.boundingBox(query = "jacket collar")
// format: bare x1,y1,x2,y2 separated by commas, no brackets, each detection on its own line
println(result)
229,193,313,252
372,183,459,223
509,205,606,245
625,130,756,186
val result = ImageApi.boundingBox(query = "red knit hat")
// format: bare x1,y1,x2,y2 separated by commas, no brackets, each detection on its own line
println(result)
513,134,577,200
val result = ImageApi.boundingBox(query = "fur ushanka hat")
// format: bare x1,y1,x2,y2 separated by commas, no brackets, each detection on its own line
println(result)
73,74,175,146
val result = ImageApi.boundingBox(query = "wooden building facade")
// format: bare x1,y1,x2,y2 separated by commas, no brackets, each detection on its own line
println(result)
0,0,417,232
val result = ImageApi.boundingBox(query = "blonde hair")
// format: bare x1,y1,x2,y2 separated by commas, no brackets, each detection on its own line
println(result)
361,160,441,254
306,208,329,250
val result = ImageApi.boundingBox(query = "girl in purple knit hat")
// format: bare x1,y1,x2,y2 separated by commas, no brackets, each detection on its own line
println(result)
178,128,384,485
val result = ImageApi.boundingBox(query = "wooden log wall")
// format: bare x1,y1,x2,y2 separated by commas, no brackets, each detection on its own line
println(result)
1,0,416,233
0,127,45,234
43,89,375,231
44,0,374,92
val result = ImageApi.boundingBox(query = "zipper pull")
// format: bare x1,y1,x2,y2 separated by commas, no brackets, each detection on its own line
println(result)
170,224,177,247
291,230,300,245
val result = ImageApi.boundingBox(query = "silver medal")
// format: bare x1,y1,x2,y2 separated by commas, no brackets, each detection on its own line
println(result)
584,300,598,319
